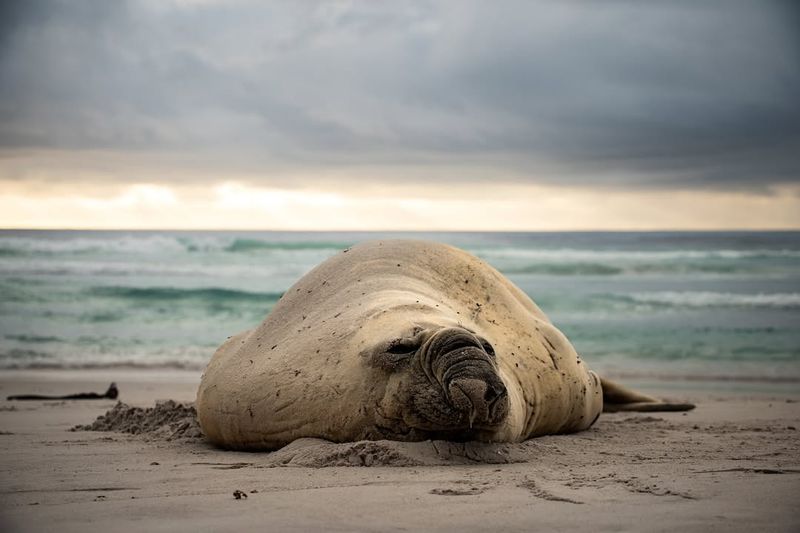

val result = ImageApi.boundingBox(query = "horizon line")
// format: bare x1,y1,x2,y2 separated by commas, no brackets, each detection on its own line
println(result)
2,227,799,234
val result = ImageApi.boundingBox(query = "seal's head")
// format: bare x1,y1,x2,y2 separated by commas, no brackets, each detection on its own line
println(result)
363,322,510,441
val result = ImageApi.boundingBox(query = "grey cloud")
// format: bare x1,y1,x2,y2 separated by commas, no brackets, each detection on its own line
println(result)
0,0,798,189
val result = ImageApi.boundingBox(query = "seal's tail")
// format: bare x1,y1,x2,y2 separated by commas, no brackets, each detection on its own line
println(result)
600,377,695,412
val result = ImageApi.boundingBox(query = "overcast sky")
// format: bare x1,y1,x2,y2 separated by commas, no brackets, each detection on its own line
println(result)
0,0,798,229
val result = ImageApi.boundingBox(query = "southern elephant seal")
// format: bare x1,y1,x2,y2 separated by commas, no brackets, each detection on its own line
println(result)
197,240,692,450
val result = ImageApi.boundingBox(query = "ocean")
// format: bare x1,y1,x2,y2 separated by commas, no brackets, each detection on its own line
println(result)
1,230,798,389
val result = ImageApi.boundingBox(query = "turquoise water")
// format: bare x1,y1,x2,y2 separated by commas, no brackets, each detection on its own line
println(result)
0,231,798,384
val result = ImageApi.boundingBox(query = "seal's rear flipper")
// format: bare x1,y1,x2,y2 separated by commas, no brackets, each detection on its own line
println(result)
600,377,695,413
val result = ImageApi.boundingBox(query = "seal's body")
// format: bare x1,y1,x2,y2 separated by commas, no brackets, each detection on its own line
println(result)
197,240,690,451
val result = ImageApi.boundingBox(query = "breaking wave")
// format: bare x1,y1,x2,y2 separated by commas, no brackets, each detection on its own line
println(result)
619,291,800,309
87,286,284,303
0,234,350,256
222,238,349,253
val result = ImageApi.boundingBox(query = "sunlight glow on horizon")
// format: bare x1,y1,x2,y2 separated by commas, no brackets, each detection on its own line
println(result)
1,180,798,231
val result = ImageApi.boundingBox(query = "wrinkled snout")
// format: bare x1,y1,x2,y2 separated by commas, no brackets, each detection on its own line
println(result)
424,327,509,428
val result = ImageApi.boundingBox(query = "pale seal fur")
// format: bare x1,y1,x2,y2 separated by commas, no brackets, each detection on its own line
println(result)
197,240,691,450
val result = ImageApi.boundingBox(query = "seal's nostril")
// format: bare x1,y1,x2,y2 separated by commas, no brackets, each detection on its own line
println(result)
484,381,506,404
484,388,495,403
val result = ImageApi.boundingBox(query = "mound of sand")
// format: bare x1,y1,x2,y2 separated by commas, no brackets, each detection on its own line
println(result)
72,400,203,440
263,437,538,467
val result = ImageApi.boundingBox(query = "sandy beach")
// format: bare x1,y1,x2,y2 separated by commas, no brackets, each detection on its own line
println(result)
3,0,799,529
0,369,797,532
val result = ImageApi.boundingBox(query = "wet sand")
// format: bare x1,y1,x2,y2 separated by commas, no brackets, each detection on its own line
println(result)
0,369,798,532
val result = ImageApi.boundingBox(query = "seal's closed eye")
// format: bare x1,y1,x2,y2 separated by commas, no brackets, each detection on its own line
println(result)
366,328,428,371
386,339,419,355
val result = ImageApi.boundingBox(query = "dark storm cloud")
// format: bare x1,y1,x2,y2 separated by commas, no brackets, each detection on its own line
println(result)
0,0,798,189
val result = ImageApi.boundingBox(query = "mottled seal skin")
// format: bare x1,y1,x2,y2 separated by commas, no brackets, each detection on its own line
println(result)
197,240,687,451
